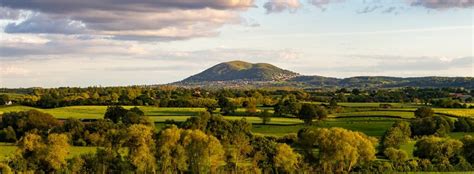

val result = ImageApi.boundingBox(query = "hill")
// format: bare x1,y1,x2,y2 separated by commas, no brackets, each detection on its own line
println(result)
174,60,474,89
181,60,299,82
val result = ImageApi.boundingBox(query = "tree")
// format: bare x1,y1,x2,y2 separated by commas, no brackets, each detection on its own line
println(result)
59,118,85,146
258,110,272,125
381,121,411,149
218,96,236,115
298,127,377,173
156,126,225,173
0,126,17,142
316,106,328,120
126,124,156,173
298,104,317,125
461,135,474,164
411,116,454,137
414,136,463,164
274,143,300,173
454,118,471,132
45,134,70,171
384,148,408,163
329,98,338,107
414,107,434,118
104,105,129,123
129,107,144,116
0,94,9,105
156,125,187,173
244,98,258,115
12,133,70,172
0,163,12,174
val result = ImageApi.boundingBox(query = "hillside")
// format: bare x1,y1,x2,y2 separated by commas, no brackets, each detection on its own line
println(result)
180,60,299,82
174,61,474,89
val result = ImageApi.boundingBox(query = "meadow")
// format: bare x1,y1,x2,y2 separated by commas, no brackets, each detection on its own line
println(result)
0,142,97,162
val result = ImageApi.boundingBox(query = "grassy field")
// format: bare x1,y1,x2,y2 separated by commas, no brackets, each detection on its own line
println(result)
334,110,415,118
154,117,398,137
432,108,474,117
250,117,398,137
0,143,96,162
0,105,205,119
308,102,420,108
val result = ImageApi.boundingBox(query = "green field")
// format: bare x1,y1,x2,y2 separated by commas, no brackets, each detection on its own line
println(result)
308,102,420,108
0,143,96,162
334,110,415,118
0,105,205,119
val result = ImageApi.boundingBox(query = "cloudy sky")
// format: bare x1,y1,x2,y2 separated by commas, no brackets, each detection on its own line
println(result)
0,0,473,87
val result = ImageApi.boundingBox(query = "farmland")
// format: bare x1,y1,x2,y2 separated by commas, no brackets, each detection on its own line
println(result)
1,104,472,136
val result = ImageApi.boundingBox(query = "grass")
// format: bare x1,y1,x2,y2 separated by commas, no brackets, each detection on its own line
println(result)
334,110,415,118
432,108,474,117
448,132,474,139
0,105,205,119
252,117,398,137
400,140,416,158
0,143,97,162
308,102,420,108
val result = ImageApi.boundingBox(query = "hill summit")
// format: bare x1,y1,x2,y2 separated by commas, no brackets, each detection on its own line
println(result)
181,60,299,82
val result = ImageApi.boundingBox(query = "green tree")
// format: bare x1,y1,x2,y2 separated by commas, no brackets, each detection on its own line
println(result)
0,126,17,142
104,105,129,123
316,106,328,120
274,143,300,173
461,135,474,163
218,96,236,115
0,94,9,105
381,121,411,149
454,118,471,132
298,127,377,173
298,104,317,125
414,107,434,118
12,133,70,172
384,148,408,163
182,129,225,173
126,124,156,173
45,134,70,171
156,125,187,173
0,163,12,174
414,136,463,164
259,110,272,125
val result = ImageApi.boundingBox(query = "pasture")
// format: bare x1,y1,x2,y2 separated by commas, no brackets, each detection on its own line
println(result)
0,143,97,162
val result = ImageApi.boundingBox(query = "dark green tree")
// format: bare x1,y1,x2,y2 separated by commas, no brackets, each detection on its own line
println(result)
414,107,434,118
298,104,317,125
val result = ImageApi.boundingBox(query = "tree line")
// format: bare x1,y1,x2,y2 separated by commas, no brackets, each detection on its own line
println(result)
1,86,472,109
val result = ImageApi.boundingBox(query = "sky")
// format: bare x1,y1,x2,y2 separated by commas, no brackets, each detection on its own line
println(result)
0,0,473,88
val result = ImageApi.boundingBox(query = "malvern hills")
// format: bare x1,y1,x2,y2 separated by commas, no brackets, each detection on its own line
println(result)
174,60,473,89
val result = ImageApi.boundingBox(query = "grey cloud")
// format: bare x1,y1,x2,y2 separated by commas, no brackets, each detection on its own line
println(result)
1,0,255,40
382,6,397,13
0,7,23,19
0,36,142,58
5,14,87,34
264,0,302,14
308,0,345,8
409,0,473,9
0,0,255,13
357,5,382,14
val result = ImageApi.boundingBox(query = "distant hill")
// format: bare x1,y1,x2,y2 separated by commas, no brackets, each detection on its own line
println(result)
174,60,474,89
181,60,299,82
